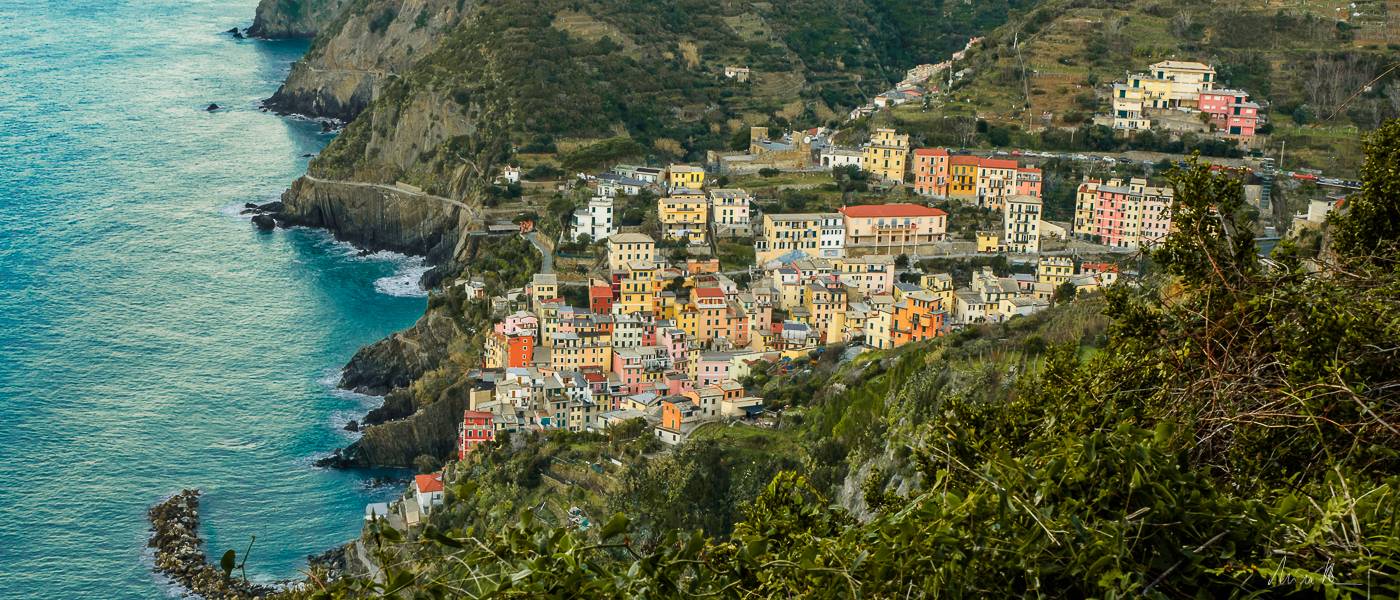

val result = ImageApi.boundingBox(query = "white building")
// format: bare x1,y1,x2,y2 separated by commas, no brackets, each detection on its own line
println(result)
572,196,615,242
500,165,521,184
820,147,864,170
414,474,445,516
819,213,846,258
1003,195,1042,254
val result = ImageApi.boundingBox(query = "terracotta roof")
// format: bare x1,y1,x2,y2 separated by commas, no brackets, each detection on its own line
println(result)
415,474,444,494
981,158,1018,170
950,155,981,166
695,287,725,298
839,203,947,218
913,147,948,156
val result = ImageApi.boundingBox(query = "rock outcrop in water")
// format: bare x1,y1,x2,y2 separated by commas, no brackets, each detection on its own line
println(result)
148,490,278,600
316,391,470,468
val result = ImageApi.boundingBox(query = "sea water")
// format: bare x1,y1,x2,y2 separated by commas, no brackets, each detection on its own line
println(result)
0,1,426,596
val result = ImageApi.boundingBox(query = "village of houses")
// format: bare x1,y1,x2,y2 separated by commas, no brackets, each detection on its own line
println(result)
390,56,1242,522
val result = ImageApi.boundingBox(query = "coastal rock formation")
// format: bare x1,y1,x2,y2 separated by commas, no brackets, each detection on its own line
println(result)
340,306,463,395
262,0,470,121
148,490,277,600
316,392,470,468
273,176,471,261
247,0,351,39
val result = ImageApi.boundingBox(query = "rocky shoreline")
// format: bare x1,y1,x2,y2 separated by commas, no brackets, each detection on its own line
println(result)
147,490,280,600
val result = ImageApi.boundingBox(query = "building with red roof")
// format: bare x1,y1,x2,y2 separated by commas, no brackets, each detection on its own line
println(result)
839,203,948,249
912,149,1043,207
414,473,445,517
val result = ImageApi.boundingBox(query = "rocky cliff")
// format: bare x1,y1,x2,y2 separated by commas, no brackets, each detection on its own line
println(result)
262,0,471,121
275,176,474,264
247,0,351,39
340,305,464,395
319,392,470,468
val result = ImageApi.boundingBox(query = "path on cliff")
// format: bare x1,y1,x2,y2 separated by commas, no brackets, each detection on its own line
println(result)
299,174,477,213
525,231,554,274
298,65,398,79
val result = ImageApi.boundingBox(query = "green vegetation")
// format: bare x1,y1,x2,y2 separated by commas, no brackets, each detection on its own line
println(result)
288,121,1400,599
309,0,1043,194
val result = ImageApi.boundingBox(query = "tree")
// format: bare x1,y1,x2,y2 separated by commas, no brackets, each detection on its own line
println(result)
1053,281,1076,304
1327,119,1400,263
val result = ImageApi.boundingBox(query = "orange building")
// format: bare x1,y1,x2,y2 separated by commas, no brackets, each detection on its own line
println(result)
892,290,945,347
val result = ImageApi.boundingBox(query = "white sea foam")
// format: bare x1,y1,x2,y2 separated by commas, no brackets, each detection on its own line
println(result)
373,260,431,298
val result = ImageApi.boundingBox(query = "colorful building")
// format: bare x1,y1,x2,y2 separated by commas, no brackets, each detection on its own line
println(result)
608,232,655,272
457,410,496,459
756,212,829,264
666,164,705,190
1072,177,1173,249
659,192,709,244
861,128,910,183
839,203,948,249
911,147,949,197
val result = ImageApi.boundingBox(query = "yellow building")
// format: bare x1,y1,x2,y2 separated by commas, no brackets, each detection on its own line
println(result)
666,164,705,190
1037,256,1074,286
616,263,657,316
1111,84,1150,131
755,212,826,264
547,333,613,371
865,300,896,349
608,232,655,272
1128,61,1215,109
920,273,955,312
948,155,980,200
861,128,910,183
976,231,1002,253
801,281,845,344
659,193,709,244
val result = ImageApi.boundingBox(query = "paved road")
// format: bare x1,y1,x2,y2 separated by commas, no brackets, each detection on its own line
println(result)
525,231,554,274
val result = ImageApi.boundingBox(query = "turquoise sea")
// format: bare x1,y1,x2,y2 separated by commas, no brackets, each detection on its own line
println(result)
0,1,426,597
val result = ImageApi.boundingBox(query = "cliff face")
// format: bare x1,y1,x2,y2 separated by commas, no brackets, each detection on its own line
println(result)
341,306,464,395
322,393,471,468
263,0,472,121
247,0,352,39
276,175,475,263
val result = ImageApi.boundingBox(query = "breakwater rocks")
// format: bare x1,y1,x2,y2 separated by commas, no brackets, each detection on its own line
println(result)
148,490,278,600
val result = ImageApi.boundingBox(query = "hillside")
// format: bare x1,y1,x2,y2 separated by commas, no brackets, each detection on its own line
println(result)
267,128,1400,597
874,0,1399,175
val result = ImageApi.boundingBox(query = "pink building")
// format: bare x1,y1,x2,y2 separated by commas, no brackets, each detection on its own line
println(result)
1199,89,1258,137
612,346,669,395
658,327,690,375
1015,167,1042,197
911,148,950,197
695,352,734,388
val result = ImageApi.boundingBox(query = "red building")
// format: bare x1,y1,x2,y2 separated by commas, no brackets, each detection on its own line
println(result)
457,410,496,460
588,283,614,314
